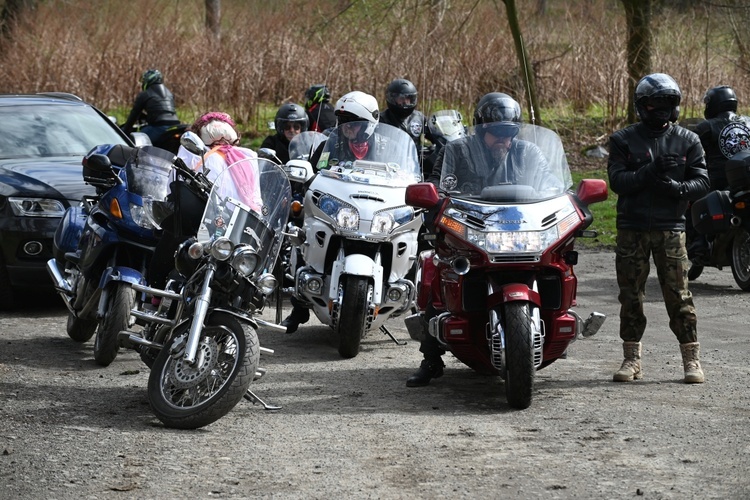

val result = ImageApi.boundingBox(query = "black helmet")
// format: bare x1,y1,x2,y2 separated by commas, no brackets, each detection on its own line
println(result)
703,85,738,119
634,73,681,129
385,78,418,119
141,69,163,90
304,84,332,109
473,92,522,138
275,102,309,137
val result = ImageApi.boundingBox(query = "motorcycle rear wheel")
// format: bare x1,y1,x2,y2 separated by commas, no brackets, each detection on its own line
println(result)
93,283,134,366
66,313,98,342
337,275,372,359
730,229,750,291
147,312,259,429
503,302,535,410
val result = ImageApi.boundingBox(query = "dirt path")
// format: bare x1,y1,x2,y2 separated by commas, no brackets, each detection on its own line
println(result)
1,250,748,498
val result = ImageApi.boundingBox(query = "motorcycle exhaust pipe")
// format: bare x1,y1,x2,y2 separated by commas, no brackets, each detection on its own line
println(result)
452,256,471,275
46,258,72,293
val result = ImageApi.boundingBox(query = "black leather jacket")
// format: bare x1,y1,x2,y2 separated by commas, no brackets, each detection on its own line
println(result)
380,109,436,149
260,133,291,164
608,122,709,231
694,111,750,190
122,84,180,134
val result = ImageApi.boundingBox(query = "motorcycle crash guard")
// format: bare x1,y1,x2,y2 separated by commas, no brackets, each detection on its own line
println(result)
330,254,384,303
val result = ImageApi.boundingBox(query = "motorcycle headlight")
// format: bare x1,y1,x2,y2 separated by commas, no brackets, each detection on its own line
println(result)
371,206,414,234
336,207,359,230
129,203,156,229
209,237,234,261
318,195,359,230
231,246,260,277
8,197,65,217
256,273,277,295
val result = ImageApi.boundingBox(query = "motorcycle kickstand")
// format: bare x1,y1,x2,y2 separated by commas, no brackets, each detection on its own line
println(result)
380,325,407,346
244,390,282,412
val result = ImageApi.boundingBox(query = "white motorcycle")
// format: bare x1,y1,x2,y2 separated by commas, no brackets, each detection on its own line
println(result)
287,122,422,357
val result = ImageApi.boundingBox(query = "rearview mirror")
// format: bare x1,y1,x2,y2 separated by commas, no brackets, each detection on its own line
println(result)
180,131,208,156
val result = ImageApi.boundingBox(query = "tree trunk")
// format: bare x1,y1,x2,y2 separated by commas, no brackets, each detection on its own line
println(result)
206,0,221,39
502,0,542,125
621,0,652,123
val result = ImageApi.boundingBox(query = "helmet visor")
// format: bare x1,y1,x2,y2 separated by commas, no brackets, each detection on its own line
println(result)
644,95,680,110
481,122,519,139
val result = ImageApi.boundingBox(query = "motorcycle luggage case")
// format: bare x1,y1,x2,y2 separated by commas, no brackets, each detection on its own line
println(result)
726,150,750,194
691,190,733,235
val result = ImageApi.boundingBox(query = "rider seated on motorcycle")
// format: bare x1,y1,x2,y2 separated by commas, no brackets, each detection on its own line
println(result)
304,84,337,133
688,85,750,265
407,92,562,387
121,69,181,144
148,112,262,295
379,78,437,178
281,90,381,334
261,102,309,165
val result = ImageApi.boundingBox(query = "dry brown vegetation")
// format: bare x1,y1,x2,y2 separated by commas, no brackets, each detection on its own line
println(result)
1,0,748,148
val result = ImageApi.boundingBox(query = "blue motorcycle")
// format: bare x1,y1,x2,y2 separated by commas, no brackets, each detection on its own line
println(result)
48,145,180,366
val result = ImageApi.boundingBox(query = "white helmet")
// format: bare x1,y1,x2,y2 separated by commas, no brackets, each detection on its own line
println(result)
334,91,379,142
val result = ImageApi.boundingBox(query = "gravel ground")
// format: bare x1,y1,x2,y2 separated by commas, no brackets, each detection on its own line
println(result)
1,250,749,499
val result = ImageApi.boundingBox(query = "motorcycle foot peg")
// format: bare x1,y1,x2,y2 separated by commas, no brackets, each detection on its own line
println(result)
581,311,606,338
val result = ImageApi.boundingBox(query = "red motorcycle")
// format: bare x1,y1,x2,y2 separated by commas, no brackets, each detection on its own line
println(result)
404,123,608,409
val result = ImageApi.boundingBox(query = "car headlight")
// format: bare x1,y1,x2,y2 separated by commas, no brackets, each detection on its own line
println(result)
231,246,260,277
8,197,65,217
371,206,414,234
209,237,234,261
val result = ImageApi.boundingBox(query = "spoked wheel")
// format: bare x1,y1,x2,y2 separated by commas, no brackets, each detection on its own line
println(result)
731,229,750,291
502,302,535,410
147,312,259,429
336,275,372,359
94,283,135,366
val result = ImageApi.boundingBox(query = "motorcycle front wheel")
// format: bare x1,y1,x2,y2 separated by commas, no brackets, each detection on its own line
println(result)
336,275,372,359
731,229,750,291
147,312,259,429
502,302,535,410
93,283,135,366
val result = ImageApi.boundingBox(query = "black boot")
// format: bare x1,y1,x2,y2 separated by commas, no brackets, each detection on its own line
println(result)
406,358,444,387
281,306,310,334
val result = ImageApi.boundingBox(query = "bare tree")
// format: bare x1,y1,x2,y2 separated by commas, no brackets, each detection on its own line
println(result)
206,0,221,39
1,0,37,38
501,0,542,125
621,0,652,123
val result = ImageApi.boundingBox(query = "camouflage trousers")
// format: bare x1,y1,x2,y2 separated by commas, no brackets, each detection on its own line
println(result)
615,229,698,344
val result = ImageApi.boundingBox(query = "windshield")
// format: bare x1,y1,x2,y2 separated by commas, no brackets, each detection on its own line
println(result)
288,131,327,162
0,103,128,159
439,123,573,202
197,157,291,273
315,122,421,187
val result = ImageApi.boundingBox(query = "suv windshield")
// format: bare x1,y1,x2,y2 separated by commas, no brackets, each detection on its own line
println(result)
0,103,127,159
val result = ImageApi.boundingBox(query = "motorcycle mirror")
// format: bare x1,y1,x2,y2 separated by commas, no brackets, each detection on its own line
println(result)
405,182,440,209
258,148,281,165
180,131,208,156
576,179,608,206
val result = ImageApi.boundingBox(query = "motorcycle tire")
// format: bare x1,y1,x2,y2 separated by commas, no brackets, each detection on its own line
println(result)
93,283,135,366
730,229,750,291
66,312,97,343
147,312,259,429
337,275,372,359
502,302,535,410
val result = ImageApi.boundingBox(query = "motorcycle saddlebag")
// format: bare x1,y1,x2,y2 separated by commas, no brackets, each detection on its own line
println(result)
726,150,750,194
691,190,734,235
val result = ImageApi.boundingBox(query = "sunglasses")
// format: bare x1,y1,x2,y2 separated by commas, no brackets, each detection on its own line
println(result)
283,123,303,131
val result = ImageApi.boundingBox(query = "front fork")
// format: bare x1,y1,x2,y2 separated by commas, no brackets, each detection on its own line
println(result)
182,263,215,364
